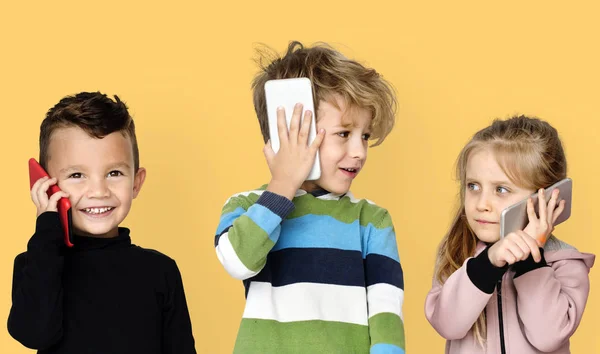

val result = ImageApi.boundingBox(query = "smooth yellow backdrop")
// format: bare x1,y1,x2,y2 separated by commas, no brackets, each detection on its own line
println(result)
1,1,598,353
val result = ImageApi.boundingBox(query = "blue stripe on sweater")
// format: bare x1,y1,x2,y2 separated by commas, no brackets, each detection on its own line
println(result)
246,204,282,242
272,214,399,262
216,207,246,235
216,205,282,244
371,343,405,354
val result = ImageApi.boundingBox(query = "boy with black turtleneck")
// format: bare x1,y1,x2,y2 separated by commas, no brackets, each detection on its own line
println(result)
7,92,196,354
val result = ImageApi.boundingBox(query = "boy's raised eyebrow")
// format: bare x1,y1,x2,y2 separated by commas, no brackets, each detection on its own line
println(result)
59,165,85,174
108,162,131,169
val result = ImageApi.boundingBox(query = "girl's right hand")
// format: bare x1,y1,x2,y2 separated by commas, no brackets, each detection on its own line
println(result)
30,176,69,217
487,230,542,268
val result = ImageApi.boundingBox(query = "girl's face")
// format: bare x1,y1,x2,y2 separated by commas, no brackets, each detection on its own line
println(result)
464,147,535,243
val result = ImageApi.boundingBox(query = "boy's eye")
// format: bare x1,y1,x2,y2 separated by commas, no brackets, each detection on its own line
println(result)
108,170,124,177
362,133,371,141
337,131,350,138
68,173,82,179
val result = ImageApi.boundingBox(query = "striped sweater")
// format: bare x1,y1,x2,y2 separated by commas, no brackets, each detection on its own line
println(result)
215,186,406,354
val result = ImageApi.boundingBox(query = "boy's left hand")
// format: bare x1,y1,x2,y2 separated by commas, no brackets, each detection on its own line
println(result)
523,188,565,246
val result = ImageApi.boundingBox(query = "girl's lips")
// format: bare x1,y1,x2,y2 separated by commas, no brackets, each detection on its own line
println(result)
476,219,498,224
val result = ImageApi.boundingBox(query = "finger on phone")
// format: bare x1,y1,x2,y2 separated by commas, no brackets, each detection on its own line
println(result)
546,189,559,226
538,188,547,225
288,103,303,142
526,197,537,222
30,176,48,205
276,107,289,146
298,110,312,146
552,199,566,224
309,128,326,154
37,178,54,205
47,190,68,211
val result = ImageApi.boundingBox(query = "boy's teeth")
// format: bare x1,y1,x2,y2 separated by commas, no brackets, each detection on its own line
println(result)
83,207,113,214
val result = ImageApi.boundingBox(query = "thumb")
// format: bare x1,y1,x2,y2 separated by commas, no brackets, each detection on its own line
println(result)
263,140,275,162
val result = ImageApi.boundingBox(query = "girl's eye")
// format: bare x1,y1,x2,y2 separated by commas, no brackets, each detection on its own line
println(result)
68,173,82,179
467,183,480,191
108,170,124,177
337,131,350,138
496,186,510,194
362,133,371,141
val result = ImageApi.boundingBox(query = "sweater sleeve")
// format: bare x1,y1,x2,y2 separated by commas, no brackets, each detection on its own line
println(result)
161,259,196,354
513,252,592,352
424,246,507,340
7,212,65,350
214,191,295,280
364,211,406,354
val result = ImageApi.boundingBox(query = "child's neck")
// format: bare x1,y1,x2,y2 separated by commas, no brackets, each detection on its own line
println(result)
74,228,120,239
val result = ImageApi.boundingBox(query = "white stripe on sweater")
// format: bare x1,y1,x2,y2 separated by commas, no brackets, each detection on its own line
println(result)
215,233,259,280
243,281,369,325
367,283,404,321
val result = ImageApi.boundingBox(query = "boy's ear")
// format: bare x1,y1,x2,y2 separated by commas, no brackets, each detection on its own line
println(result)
132,167,147,199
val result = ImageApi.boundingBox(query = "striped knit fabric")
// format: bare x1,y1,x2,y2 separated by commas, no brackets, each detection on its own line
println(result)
215,186,405,353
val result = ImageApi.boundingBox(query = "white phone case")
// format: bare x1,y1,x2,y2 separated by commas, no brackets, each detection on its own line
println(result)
265,78,321,181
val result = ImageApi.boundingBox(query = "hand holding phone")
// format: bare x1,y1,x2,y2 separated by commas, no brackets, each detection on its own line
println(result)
522,187,566,245
29,158,74,247
264,78,325,199
263,102,325,200
30,176,68,215
500,178,572,243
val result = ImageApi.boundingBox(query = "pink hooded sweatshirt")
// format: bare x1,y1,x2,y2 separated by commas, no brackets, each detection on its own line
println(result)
425,236,595,354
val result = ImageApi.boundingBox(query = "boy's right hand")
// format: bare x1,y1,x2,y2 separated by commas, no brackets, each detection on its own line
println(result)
263,103,325,200
30,176,69,217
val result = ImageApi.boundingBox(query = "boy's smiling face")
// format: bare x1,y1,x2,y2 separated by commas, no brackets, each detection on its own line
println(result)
46,126,146,238
302,95,372,195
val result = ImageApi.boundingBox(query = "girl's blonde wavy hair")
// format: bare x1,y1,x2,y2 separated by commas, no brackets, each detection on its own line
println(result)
435,115,567,346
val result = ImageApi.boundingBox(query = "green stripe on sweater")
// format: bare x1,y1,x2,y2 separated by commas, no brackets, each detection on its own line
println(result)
234,319,371,354
368,312,405,349
228,215,274,272
222,189,392,228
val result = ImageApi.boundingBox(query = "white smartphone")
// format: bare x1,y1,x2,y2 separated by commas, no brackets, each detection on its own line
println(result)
500,178,573,238
264,78,321,181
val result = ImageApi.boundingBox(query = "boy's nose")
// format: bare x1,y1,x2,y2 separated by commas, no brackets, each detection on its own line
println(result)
348,139,367,160
86,179,111,198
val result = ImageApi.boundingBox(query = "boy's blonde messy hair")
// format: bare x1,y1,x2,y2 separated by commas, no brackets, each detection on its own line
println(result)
252,41,397,146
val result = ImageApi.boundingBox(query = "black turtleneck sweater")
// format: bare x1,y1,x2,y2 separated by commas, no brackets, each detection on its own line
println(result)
7,212,196,354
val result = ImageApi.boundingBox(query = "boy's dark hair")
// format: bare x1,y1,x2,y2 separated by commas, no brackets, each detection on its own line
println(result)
252,41,397,146
39,92,139,171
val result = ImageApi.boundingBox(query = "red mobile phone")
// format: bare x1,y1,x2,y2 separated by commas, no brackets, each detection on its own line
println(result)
28,158,74,247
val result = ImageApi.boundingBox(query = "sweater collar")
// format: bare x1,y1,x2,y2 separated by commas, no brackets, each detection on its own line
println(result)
71,228,132,252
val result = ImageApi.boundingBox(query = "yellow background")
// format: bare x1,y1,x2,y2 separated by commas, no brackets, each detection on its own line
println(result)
1,1,598,353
